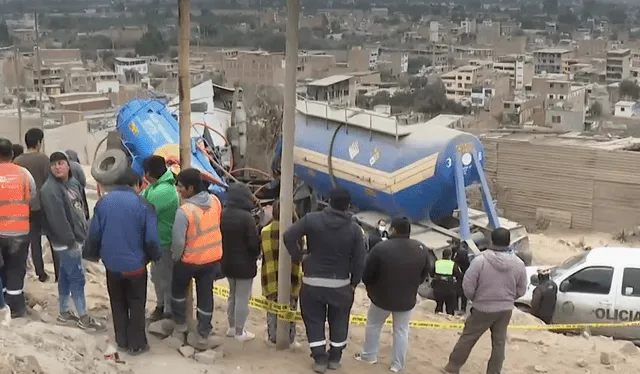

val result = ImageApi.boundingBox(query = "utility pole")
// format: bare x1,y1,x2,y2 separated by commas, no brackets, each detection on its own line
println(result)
178,0,194,325
276,0,300,350
13,46,23,141
35,12,43,119
34,12,45,152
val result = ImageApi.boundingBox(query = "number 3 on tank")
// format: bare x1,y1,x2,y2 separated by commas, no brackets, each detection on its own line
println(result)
129,122,139,136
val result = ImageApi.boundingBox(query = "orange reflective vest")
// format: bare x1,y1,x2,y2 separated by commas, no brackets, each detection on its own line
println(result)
0,163,31,234
181,195,223,265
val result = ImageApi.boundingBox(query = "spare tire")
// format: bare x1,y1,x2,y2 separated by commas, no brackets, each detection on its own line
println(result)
91,149,129,185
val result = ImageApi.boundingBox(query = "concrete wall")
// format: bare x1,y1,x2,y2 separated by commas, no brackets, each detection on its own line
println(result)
43,121,91,162
0,116,44,145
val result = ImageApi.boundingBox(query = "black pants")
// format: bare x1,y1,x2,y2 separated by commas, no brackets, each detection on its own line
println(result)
29,210,60,281
106,270,148,350
457,283,468,312
0,236,30,316
300,284,354,365
434,286,457,316
171,261,216,338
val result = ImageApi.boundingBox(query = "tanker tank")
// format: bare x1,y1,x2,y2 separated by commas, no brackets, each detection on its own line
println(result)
286,99,531,265
293,111,484,223
92,99,227,197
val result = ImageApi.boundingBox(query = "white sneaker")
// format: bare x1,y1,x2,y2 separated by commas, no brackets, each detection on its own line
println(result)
390,368,400,373
0,306,10,327
226,327,235,337
234,330,255,342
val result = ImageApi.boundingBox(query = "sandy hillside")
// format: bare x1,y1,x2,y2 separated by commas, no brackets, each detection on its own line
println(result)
1,227,638,374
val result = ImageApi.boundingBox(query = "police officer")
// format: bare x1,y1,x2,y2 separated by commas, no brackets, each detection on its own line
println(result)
530,268,557,324
432,248,462,316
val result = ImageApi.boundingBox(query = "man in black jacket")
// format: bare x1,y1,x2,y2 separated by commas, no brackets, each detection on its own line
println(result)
284,188,366,373
354,216,431,373
220,183,261,342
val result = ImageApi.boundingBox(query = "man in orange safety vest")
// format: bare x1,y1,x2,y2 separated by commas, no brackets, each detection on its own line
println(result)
0,138,36,324
170,168,224,350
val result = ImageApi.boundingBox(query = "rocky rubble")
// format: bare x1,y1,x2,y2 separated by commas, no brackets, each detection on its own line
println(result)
0,321,126,374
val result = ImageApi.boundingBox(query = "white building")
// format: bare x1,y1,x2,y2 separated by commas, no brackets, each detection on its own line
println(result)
114,57,149,76
614,101,640,118
95,80,119,94
494,55,527,90
367,46,380,70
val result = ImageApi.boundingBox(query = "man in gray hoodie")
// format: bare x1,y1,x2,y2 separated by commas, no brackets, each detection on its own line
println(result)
442,228,527,374
40,151,105,331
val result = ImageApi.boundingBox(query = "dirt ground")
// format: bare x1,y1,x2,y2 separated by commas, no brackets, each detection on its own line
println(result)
3,183,640,373
2,228,640,374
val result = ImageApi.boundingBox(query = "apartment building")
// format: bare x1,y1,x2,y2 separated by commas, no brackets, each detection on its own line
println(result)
576,38,607,58
605,48,631,82
476,22,501,45
114,57,149,76
222,51,283,86
440,61,497,102
533,48,574,75
493,54,533,90
348,46,380,71
531,75,587,129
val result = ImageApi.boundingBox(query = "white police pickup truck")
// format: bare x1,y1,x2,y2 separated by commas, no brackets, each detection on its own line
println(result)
515,247,640,341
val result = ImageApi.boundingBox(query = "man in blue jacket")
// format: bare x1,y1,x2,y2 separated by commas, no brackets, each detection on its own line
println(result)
86,167,162,356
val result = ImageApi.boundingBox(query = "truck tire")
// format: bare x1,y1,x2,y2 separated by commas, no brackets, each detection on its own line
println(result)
91,149,129,185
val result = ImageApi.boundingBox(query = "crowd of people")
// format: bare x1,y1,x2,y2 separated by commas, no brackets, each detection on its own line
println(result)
0,129,559,374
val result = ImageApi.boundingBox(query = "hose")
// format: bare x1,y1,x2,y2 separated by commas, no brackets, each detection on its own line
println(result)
191,122,235,171
229,167,272,180
328,123,345,189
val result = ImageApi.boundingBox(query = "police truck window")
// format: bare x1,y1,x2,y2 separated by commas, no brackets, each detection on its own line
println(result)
563,267,614,295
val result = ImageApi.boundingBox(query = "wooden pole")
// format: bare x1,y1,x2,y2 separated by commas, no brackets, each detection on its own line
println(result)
34,12,45,152
276,0,299,350
13,46,23,142
177,0,194,326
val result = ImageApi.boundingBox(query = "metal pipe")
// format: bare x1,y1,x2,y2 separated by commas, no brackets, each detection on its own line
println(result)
276,0,299,350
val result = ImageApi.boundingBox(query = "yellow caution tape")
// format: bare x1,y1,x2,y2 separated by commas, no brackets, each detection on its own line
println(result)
212,285,640,330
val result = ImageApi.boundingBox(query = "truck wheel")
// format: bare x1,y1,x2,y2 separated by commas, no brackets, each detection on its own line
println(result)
91,149,129,185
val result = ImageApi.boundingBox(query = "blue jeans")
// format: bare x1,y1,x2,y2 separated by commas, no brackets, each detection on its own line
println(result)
0,275,6,308
57,248,87,316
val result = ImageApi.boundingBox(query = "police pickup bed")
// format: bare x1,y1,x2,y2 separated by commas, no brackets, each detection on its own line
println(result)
515,247,640,341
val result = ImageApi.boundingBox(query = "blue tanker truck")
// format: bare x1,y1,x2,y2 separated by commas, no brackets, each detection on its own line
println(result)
91,96,531,267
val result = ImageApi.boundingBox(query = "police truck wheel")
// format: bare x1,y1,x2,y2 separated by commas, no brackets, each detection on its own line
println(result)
91,149,129,185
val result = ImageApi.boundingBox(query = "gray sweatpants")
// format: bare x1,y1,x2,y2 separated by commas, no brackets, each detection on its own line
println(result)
151,249,173,314
227,278,253,334
445,308,512,374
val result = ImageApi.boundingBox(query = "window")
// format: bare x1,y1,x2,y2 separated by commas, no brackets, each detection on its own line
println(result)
552,115,561,123
562,267,614,295
458,83,462,88
559,95,565,100
622,268,640,297
550,83,555,88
